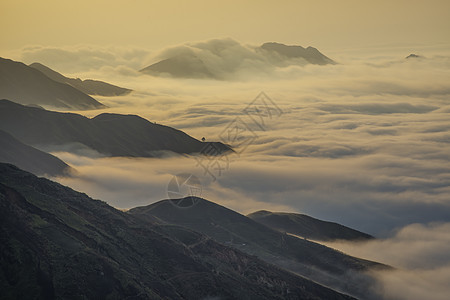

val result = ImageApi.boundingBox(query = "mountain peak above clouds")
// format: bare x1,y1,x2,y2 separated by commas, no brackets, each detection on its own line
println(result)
140,39,335,80
259,42,335,65
29,62,132,96
140,52,216,79
0,57,106,110
405,53,423,59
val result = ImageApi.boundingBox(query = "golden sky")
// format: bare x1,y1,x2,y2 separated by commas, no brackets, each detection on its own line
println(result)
1,0,449,52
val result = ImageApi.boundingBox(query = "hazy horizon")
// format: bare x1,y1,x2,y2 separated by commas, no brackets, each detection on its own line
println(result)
2,0,449,53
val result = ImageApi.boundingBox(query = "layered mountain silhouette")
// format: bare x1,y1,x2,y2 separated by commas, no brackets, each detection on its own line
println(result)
29,62,131,96
140,41,335,79
0,99,231,156
0,163,356,299
130,198,387,298
0,58,105,110
248,210,373,241
0,130,72,176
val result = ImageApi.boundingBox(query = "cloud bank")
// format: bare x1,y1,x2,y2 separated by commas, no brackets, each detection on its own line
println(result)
29,42,448,299
326,223,450,300
32,42,449,237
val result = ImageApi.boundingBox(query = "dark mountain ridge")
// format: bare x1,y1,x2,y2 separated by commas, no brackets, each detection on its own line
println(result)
248,210,374,241
0,129,72,176
0,99,231,157
0,163,355,299
29,62,132,96
0,57,105,110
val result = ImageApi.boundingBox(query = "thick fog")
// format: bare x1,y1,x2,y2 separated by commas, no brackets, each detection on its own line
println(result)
11,40,450,300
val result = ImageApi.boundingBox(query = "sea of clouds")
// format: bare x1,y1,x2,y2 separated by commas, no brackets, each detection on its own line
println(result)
10,39,450,300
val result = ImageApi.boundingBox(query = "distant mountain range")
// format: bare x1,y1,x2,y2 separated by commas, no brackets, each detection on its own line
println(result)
0,99,231,156
130,198,387,298
0,163,356,299
29,62,132,96
248,210,373,241
0,57,105,110
0,129,72,176
140,41,335,79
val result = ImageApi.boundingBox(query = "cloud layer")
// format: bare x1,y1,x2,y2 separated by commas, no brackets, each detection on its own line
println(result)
31,42,449,237
26,41,448,299
326,223,450,300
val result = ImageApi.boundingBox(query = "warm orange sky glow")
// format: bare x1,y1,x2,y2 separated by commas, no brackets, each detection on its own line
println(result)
1,0,449,52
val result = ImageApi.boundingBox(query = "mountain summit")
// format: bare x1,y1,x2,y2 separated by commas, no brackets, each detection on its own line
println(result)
0,58,105,110
140,40,335,79
29,62,131,96
259,42,335,65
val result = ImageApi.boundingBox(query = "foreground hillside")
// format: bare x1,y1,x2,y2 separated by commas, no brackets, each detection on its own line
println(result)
0,163,355,299
130,198,387,298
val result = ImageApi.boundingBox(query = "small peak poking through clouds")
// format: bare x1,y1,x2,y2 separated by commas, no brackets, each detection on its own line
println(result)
406,53,422,59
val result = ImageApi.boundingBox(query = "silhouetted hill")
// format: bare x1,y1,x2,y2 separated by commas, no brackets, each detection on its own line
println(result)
248,210,374,241
130,198,387,299
140,41,335,79
259,42,335,65
0,58,105,110
0,99,231,156
0,163,355,299
29,62,132,96
140,53,215,79
0,130,72,177
405,53,422,59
